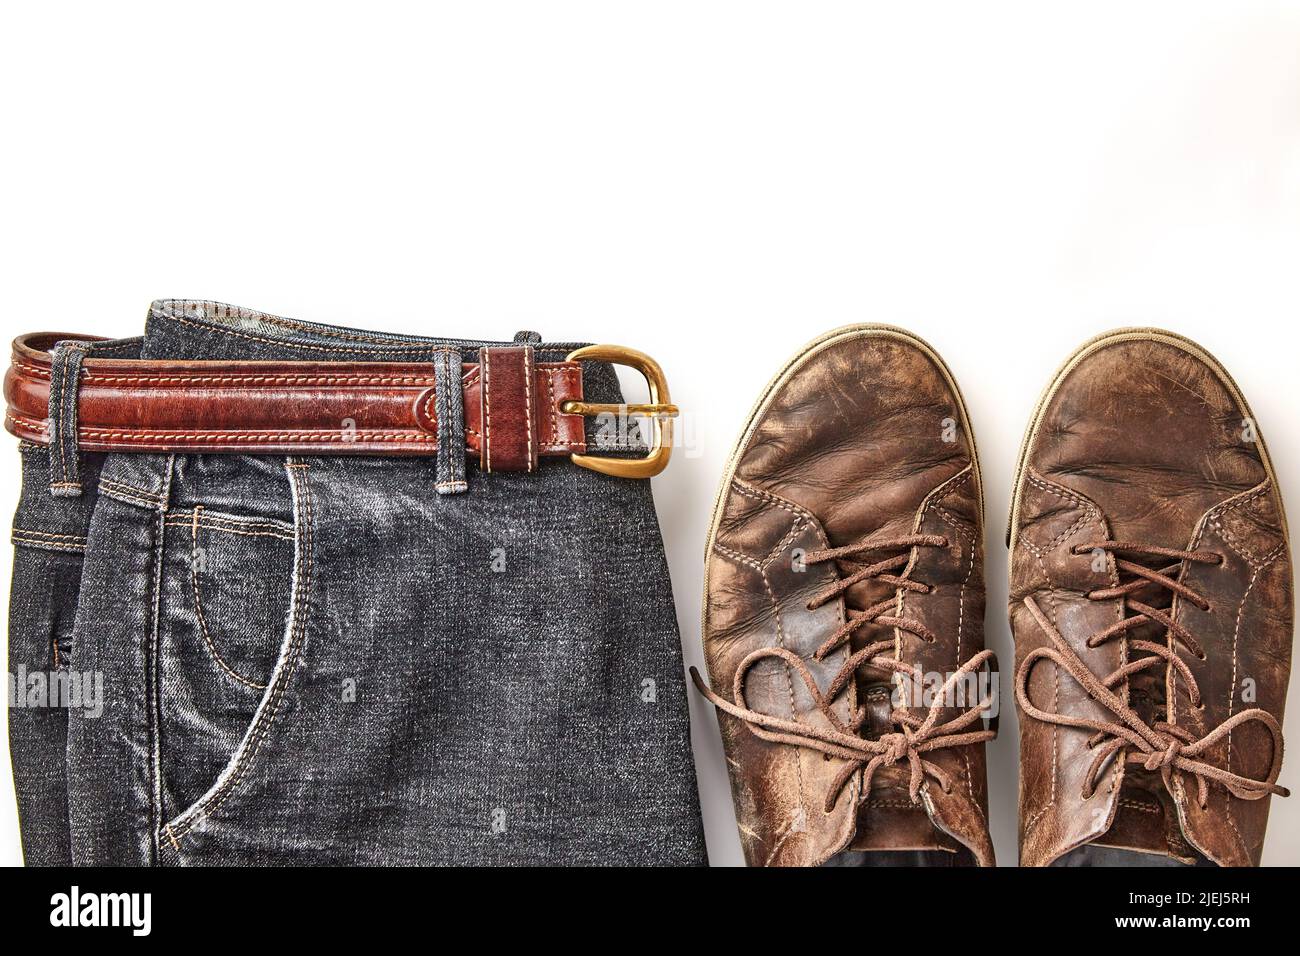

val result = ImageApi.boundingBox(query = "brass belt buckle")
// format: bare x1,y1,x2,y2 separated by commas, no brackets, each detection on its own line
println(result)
562,345,678,478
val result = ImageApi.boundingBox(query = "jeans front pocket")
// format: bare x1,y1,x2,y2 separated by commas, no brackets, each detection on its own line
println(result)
155,458,314,843
165,506,295,692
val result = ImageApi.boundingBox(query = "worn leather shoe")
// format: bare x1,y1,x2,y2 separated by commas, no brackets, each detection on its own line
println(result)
694,325,997,866
1009,328,1292,866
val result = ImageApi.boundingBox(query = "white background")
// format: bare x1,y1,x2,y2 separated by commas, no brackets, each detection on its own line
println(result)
2,1,1298,866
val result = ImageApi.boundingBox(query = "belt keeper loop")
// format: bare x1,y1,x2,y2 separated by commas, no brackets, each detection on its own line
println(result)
432,347,469,495
47,341,90,497
478,345,540,473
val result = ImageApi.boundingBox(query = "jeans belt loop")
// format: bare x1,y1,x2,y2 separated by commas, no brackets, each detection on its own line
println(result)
47,340,91,498
432,347,469,495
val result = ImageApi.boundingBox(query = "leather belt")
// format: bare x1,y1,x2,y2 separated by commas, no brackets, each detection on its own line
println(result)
3,333,678,477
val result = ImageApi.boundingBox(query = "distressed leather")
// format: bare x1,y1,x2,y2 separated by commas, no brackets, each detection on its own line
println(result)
700,326,994,866
3,332,586,463
1010,329,1293,866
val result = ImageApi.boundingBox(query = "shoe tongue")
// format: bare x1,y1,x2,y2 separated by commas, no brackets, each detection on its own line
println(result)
1087,571,1199,861
846,681,958,855
860,681,895,734
1089,781,1199,863
847,772,960,855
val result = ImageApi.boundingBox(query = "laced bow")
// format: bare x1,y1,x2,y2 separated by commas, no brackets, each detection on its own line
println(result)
693,534,997,811
1015,541,1288,808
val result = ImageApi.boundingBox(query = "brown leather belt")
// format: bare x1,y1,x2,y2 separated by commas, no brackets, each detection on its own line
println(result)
4,333,677,477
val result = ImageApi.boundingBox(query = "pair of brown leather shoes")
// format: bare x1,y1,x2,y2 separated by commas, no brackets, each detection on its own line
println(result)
694,326,1291,866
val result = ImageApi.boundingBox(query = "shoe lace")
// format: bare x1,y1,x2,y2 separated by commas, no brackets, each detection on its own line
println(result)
1014,540,1289,808
692,533,997,812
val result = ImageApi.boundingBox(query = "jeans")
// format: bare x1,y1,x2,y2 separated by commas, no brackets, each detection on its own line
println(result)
7,300,706,865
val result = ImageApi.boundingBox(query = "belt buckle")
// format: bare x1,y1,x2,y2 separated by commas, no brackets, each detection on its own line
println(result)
562,345,678,478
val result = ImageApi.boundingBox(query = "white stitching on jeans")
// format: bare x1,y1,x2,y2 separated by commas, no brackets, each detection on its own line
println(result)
186,506,269,691
163,460,315,847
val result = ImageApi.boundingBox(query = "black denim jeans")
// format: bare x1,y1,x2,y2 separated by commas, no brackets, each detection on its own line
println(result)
7,300,706,865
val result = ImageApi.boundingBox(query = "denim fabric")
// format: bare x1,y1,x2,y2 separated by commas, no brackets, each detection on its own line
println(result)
431,348,469,495
46,341,92,497
8,300,706,866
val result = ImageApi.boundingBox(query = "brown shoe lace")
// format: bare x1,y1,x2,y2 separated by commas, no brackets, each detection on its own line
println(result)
692,533,997,812
1015,540,1289,808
